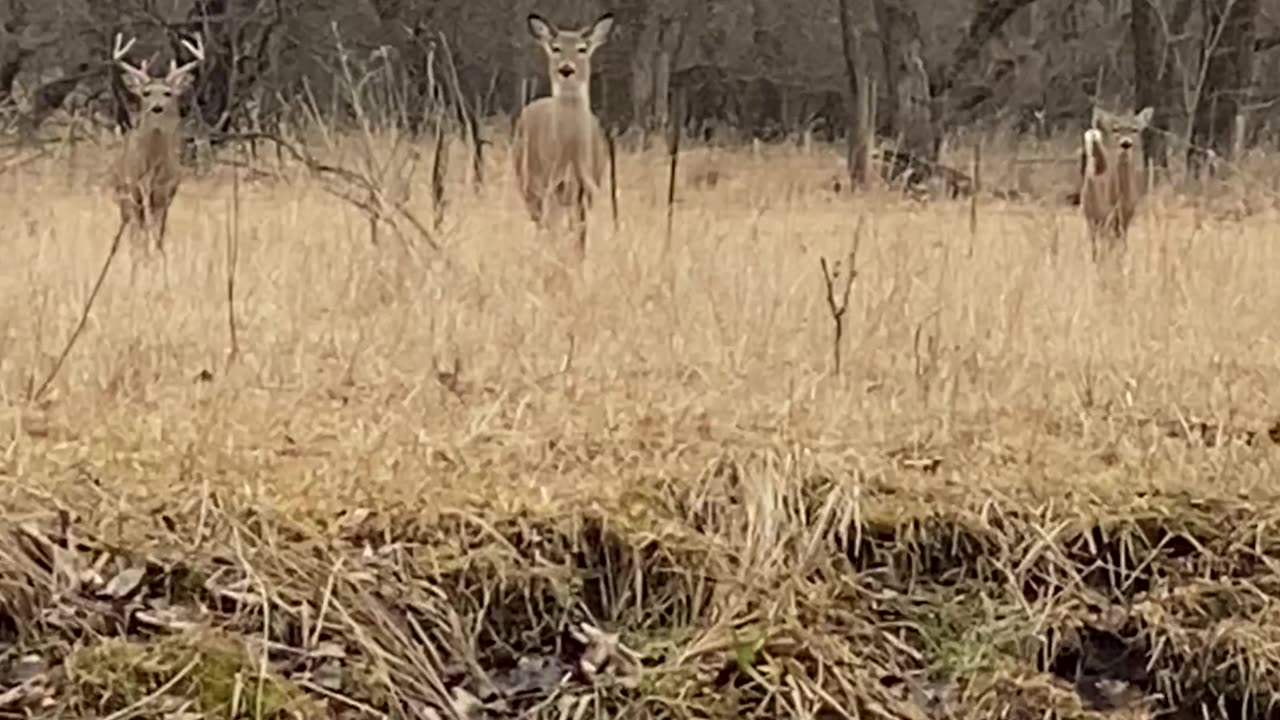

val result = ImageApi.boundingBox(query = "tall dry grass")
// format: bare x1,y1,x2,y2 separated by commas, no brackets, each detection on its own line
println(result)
3,135,1278,483
3,130,1280,717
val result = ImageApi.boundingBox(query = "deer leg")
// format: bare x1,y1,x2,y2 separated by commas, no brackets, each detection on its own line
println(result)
127,223,143,287
138,190,155,262
1108,213,1123,259
524,179,551,231
575,184,588,258
156,204,171,288
156,204,169,256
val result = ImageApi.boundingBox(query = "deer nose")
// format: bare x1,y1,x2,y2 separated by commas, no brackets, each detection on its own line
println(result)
1119,138,1133,149
558,65,575,78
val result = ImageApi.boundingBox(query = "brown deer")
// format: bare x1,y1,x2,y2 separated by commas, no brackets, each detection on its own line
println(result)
1080,106,1153,261
110,32,205,259
511,13,614,257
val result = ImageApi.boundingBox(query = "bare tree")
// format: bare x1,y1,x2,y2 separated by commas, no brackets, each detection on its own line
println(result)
1132,0,1170,169
836,0,867,187
1188,0,1259,174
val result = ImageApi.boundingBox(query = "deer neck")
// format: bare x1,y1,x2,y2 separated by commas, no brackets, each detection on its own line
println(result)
131,124,178,171
136,111,180,137
549,82,594,161
1114,150,1136,202
551,79,592,111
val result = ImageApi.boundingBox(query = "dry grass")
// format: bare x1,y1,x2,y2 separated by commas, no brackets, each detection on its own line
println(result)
2,131,1280,718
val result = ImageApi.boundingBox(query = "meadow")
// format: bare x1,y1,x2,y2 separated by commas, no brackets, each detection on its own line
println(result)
2,128,1280,718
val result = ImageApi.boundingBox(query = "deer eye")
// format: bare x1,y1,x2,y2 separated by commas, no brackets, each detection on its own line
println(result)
551,45,562,54
577,45,588,53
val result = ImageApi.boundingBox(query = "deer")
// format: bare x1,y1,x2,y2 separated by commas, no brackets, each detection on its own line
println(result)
110,31,205,262
1080,106,1153,261
511,13,614,257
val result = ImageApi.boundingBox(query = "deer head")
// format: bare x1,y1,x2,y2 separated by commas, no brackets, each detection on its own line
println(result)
526,13,613,100
1090,107,1154,155
113,32,205,129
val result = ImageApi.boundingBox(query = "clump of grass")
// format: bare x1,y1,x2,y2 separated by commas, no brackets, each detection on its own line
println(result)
61,631,317,719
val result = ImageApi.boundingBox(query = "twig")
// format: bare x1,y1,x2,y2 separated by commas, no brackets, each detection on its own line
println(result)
607,126,619,231
225,160,241,366
431,101,449,231
818,226,862,376
664,86,684,254
969,139,981,257
32,219,126,402
437,31,483,190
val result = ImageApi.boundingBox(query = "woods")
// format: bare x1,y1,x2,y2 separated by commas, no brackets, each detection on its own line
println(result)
0,0,1271,176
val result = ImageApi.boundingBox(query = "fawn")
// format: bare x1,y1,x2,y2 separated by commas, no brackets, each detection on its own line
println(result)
1080,106,1153,261
512,13,614,257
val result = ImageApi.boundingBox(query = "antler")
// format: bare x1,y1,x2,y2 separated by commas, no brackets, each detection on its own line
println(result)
166,33,205,81
112,33,152,83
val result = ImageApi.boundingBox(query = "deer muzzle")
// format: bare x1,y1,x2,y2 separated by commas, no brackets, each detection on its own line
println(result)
558,65,575,78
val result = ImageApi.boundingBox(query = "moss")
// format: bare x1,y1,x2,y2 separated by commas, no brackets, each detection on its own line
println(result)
64,630,318,719
908,589,1036,678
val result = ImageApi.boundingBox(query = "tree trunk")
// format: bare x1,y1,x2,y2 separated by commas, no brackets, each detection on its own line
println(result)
0,50,21,108
836,0,867,187
1188,0,1259,175
872,0,898,137
928,0,1042,158
598,0,649,131
188,0,232,132
1131,0,1168,168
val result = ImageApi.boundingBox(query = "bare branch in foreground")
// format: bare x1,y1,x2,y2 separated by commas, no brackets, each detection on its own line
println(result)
818,227,862,376
32,219,127,402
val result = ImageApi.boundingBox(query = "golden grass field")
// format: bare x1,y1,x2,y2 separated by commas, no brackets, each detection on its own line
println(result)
3,129,1280,718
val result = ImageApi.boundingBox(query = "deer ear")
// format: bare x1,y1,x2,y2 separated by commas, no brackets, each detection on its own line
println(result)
171,72,195,95
527,14,555,43
1090,107,1108,129
585,13,614,49
120,71,147,96
1134,106,1154,128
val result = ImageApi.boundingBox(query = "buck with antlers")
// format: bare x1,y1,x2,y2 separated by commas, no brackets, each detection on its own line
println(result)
512,13,614,257
110,31,205,258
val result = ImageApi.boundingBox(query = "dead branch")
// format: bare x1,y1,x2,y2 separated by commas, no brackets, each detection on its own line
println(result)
607,126,619,231
436,32,483,190
818,228,862,376
431,102,448,230
212,130,443,256
32,219,127,402
665,86,684,253
226,160,242,366
969,139,981,256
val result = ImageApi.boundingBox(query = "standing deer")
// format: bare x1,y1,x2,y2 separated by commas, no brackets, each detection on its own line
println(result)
110,32,205,260
512,13,614,257
1080,106,1153,261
